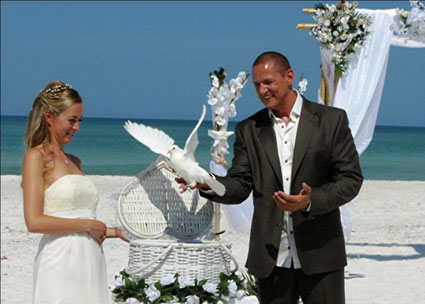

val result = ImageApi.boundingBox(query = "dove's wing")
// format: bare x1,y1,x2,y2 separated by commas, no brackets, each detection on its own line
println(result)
183,105,206,160
124,121,174,157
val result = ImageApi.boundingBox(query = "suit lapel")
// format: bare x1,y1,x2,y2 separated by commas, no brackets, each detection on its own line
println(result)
292,99,318,182
256,110,283,187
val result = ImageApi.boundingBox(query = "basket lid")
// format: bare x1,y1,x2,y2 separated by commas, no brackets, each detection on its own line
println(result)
118,159,214,240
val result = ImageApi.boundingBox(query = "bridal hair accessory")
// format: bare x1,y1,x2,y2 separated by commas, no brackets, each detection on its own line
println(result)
41,83,72,94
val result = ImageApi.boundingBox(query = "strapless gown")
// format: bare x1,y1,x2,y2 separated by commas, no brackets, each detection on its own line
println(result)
33,175,108,303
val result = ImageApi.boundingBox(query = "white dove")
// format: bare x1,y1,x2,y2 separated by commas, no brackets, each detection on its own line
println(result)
123,105,225,196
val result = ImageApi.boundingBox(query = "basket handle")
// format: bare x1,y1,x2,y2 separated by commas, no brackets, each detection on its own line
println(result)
125,244,173,275
220,243,239,273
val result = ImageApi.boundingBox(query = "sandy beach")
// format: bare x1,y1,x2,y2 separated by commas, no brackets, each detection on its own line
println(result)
1,175,424,303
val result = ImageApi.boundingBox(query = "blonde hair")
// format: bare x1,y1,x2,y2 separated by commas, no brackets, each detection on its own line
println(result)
24,80,83,149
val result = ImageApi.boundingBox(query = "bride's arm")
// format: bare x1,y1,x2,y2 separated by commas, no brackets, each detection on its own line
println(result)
22,149,106,244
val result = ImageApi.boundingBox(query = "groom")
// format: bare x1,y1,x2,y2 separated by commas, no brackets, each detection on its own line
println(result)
182,51,363,303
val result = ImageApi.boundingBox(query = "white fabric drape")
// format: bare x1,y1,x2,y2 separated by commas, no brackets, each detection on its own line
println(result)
320,9,425,241
391,36,425,48
322,8,425,156
321,9,396,155
321,9,397,241
210,161,253,232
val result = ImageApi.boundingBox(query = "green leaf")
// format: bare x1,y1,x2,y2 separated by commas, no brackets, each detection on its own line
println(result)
163,294,174,301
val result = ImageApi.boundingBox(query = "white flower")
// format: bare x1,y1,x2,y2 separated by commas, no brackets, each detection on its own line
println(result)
214,116,226,126
217,85,231,101
236,289,245,300
202,282,218,295
208,87,218,98
341,15,349,25
230,78,243,90
217,301,224,304
177,275,191,288
215,106,225,116
125,298,140,304
186,295,200,304
160,274,176,286
210,75,219,88
228,280,238,297
145,285,161,302
113,276,125,287
228,103,237,118
298,78,308,94
237,71,247,80
208,97,218,106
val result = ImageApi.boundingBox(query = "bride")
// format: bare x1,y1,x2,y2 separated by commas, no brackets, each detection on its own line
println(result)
22,80,128,303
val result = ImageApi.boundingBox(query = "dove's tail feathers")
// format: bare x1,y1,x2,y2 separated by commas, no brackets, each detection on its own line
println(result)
123,120,174,157
205,175,226,197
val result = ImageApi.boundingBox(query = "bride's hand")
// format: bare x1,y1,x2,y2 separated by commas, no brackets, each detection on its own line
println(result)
105,227,130,242
86,219,107,245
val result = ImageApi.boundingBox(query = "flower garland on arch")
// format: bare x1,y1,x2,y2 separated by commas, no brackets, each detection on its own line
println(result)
207,68,249,165
310,2,372,78
392,1,425,44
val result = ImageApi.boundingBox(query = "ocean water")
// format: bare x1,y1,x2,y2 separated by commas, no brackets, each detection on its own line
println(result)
1,116,424,180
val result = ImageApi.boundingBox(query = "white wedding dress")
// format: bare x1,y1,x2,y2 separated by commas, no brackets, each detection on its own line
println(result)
33,174,108,303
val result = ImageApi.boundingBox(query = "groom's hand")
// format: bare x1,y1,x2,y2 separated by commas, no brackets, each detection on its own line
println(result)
175,177,210,193
273,182,312,212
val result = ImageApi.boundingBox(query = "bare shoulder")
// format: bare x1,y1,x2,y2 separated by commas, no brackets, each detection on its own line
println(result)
22,146,46,182
23,146,45,164
67,153,82,170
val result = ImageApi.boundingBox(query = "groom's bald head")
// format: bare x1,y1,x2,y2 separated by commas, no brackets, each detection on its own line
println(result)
253,52,292,76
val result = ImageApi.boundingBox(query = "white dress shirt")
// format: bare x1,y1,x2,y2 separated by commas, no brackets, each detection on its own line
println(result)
270,90,303,269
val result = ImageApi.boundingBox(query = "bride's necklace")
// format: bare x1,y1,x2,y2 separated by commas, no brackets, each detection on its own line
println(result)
59,151,69,165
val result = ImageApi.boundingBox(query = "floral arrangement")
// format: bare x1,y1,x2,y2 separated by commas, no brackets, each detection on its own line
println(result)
297,73,308,95
207,68,249,165
310,2,372,77
112,270,248,304
392,1,425,43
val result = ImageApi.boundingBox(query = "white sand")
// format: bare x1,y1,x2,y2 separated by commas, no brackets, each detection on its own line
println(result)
1,175,425,303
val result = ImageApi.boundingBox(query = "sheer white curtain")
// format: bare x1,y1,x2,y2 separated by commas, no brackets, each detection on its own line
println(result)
320,9,425,240
321,9,396,155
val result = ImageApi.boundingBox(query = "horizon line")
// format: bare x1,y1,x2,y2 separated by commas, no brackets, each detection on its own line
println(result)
2,114,425,129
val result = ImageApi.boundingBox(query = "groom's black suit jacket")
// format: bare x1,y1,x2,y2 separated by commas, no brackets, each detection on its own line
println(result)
202,97,363,278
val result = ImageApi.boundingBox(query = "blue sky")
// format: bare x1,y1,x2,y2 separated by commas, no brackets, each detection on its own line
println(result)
1,1,424,127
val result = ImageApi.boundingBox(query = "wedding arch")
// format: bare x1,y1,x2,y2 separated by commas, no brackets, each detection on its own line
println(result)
214,1,425,237
298,1,425,241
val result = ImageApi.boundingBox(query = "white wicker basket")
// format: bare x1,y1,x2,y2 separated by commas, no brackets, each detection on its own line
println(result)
118,158,238,283
118,159,214,240
126,240,238,284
